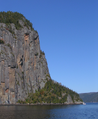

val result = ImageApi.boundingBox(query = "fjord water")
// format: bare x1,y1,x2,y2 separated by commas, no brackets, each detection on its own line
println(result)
0,103,98,119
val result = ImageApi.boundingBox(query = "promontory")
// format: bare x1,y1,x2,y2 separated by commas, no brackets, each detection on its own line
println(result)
0,11,82,104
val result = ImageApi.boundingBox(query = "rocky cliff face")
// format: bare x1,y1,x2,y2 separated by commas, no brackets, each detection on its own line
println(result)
0,22,50,104
0,12,83,104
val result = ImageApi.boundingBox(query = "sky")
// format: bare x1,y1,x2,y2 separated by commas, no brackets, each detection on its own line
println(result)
0,0,98,93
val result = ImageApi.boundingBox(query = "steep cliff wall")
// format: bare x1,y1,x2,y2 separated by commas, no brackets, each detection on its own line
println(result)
0,11,83,104
0,22,50,104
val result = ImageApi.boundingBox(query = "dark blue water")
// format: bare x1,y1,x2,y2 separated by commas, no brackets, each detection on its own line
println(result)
0,103,97,119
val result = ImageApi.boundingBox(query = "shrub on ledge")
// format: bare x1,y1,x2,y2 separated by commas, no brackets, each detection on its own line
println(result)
0,39,5,44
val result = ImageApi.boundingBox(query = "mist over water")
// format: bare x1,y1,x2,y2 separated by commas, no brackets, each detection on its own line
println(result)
0,103,97,119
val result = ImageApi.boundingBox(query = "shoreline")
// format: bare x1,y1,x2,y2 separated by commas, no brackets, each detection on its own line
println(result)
0,102,83,106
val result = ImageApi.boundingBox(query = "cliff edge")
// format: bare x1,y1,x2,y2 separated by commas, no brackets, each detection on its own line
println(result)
0,11,82,104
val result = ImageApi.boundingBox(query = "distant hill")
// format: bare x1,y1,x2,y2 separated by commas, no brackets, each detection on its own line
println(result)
79,92,98,102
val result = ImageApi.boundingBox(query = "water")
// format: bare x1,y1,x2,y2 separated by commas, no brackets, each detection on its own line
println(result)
0,103,97,119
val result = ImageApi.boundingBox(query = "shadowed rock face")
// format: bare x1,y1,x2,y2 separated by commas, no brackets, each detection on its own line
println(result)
0,23,50,104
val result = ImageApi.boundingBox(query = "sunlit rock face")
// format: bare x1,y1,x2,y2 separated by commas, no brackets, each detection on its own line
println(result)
0,23,50,104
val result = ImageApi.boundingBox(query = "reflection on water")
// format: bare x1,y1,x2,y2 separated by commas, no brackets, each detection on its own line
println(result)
0,105,63,119
0,103,97,119
0,105,51,119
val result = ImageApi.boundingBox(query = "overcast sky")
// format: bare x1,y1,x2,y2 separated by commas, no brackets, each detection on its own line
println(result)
0,0,98,93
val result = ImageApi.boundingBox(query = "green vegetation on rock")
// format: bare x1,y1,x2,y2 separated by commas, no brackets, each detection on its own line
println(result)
0,39,5,44
0,11,35,30
6,43,12,50
39,50,45,58
17,79,82,104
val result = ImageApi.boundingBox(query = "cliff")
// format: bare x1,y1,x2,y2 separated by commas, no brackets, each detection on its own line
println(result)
0,11,82,104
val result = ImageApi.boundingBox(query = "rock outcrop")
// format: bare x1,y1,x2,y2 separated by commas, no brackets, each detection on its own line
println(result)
0,22,50,104
0,11,83,104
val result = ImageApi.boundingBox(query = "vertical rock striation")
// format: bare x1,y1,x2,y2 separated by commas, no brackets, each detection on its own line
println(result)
0,12,83,104
0,22,50,104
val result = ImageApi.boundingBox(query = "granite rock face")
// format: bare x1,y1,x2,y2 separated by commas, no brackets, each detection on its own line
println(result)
0,23,50,104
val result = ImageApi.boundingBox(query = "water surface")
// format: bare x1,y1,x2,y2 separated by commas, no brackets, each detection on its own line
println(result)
0,103,98,119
